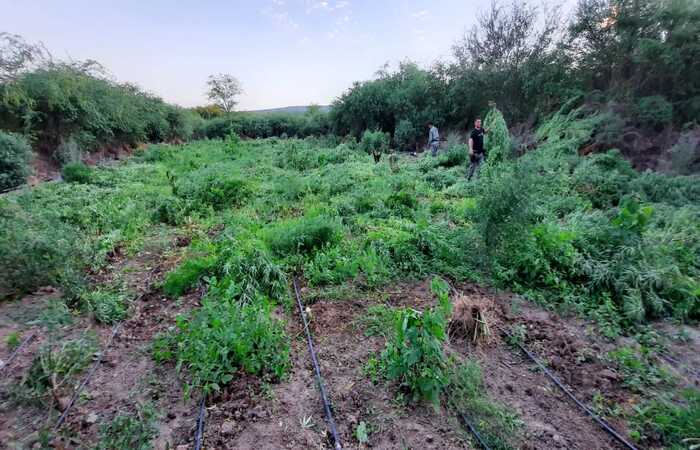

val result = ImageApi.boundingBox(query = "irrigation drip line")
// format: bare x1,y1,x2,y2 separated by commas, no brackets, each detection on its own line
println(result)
54,321,123,431
0,332,35,375
292,278,343,450
194,395,206,450
458,412,491,450
498,326,640,450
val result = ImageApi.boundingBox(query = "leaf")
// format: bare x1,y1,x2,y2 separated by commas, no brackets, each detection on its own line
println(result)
355,421,369,444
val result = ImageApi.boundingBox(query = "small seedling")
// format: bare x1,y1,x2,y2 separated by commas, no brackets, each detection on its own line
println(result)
6,332,21,350
355,421,370,444
300,415,314,429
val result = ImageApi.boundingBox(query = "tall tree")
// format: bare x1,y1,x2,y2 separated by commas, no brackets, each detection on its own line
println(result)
206,73,243,113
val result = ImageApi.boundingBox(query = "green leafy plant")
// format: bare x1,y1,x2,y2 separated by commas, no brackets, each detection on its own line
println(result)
96,403,158,450
80,288,129,324
0,131,32,191
6,331,21,350
162,255,216,298
155,296,290,397
18,335,97,403
379,277,451,408
355,421,370,444
265,215,342,257
631,389,700,449
61,162,93,184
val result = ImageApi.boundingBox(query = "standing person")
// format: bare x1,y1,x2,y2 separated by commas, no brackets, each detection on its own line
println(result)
468,118,489,180
427,122,440,157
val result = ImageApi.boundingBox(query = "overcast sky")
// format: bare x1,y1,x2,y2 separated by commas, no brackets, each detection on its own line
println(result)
2,0,573,110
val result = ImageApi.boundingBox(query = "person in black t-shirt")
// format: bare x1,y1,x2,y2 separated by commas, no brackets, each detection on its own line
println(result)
468,117,489,180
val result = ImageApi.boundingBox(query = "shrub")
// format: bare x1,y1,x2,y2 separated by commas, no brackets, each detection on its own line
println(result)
155,296,290,396
0,202,87,299
0,131,32,191
61,162,92,183
80,289,129,324
394,119,417,151
173,165,249,210
483,107,511,163
635,96,673,129
211,246,288,304
379,277,451,408
266,215,342,257
162,256,217,298
437,144,468,168
631,389,700,448
359,129,390,162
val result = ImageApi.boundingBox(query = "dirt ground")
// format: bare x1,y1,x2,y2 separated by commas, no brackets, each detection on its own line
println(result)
1,270,698,449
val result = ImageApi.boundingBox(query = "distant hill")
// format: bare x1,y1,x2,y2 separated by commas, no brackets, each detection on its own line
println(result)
244,105,331,115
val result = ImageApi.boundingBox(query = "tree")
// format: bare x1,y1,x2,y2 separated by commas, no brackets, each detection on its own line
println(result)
206,74,243,114
0,33,49,83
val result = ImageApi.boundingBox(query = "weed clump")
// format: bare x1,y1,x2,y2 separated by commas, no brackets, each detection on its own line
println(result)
154,296,290,397
266,215,342,257
96,403,158,450
17,335,97,404
61,162,92,184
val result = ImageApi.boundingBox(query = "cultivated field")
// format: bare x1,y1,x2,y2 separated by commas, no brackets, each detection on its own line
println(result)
1,110,698,449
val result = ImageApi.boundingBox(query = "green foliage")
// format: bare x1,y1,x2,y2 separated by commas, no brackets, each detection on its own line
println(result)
162,256,216,298
355,421,370,444
155,296,290,397
3,67,198,157
394,119,418,150
0,131,32,191
635,96,673,129
446,360,521,449
96,403,158,450
19,335,97,401
210,245,288,304
6,331,21,350
80,288,129,324
359,129,390,159
607,346,673,391
265,215,342,257
61,162,92,184
631,389,700,449
173,165,249,211
436,144,467,168
483,108,511,163
379,277,451,408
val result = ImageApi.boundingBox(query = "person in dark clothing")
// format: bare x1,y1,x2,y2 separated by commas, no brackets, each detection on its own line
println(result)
468,118,489,180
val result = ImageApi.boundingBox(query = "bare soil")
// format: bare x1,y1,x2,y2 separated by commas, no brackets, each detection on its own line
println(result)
1,269,697,449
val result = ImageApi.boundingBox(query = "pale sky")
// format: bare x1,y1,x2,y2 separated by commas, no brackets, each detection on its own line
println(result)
1,0,573,110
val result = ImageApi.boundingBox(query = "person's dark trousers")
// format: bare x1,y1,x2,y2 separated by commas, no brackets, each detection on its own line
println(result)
467,153,485,180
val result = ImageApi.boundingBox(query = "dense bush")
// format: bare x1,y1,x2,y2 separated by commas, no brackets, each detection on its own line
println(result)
173,164,249,211
154,296,290,396
0,131,31,191
635,96,673,129
266,215,342,257
1,67,199,155
61,162,92,183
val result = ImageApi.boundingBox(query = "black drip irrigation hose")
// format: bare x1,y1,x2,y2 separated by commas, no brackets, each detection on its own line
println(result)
458,412,491,450
292,278,343,450
0,332,35,374
54,321,123,431
194,395,206,450
498,326,640,450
